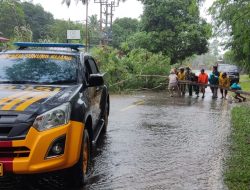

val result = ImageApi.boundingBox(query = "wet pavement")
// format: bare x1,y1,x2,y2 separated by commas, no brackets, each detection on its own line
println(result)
1,91,231,190
84,91,231,190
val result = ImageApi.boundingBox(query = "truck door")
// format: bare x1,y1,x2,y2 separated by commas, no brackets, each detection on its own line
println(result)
85,58,103,129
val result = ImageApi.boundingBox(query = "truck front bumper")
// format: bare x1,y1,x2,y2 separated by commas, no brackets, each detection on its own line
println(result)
0,121,84,175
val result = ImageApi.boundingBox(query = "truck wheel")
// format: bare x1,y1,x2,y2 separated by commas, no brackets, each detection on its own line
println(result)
66,128,90,187
102,105,109,133
82,129,90,178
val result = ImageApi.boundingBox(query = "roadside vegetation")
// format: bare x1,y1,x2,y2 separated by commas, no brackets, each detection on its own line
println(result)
240,75,250,92
91,46,171,92
225,106,250,190
210,0,250,74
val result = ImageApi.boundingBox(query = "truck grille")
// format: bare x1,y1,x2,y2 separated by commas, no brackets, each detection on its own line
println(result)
0,146,30,158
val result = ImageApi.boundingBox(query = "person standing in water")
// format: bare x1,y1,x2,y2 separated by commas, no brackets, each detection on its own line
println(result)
219,72,230,99
168,69,179,97
198,69,208,98
177,67,186,96
209,66,220,99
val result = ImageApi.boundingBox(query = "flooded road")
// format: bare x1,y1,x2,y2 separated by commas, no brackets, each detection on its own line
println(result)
84,91,231,190
0,91,231,190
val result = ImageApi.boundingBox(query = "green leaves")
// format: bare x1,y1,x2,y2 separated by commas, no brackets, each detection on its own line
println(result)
210,0,250,74
91,46,171,91
112,18,139,48
137,0,212,64
0,0,25,38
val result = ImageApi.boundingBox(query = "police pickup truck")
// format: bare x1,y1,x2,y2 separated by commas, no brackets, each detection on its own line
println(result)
0,42,109,187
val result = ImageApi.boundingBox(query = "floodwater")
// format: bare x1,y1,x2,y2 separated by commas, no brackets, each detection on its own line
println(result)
0,91,231,190
84,91,231,190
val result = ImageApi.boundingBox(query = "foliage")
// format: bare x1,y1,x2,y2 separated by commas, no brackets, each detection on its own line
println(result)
0,0,25,38
21,2,54,41
0,0,87,43
210,0,250,74
14,24,33,42
136,0,212,64
124,32,153,52
223,50,237,65
112,18,139,48
226,106,250,190
91,46,171,91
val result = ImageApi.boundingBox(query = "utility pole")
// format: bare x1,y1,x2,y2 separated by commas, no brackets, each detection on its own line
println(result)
109,1,118,35
94,0,120,45
94,0,105,45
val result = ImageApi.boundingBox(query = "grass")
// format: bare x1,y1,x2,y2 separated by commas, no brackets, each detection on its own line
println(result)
240,75,250,92
225,106,250,190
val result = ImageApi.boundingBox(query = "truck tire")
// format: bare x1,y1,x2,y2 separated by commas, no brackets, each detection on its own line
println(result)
66,128,90,187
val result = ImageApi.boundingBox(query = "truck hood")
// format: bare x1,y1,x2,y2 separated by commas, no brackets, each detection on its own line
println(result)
0,84,82,140
0,84,81,114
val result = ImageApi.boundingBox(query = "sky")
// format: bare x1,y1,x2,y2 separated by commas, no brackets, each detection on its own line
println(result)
32,0,214,22
32,0,143,22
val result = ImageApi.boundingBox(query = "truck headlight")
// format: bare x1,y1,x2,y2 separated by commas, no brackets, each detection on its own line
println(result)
33,103,71,131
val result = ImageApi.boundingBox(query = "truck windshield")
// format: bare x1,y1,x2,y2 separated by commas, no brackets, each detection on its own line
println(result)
0,53,77,84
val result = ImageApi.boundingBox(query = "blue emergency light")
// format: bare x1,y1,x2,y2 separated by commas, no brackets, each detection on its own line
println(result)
14,42,85,51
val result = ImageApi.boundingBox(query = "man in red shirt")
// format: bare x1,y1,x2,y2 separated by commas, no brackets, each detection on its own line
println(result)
198,69,208,98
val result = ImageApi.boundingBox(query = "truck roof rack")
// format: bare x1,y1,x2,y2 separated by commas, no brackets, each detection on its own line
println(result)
14,42,85,51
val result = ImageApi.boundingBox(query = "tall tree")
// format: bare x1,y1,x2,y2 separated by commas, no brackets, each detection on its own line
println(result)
210,0,250,73
21,2,54,41
136,0,212,64
112,18,139,48
0,0,25,38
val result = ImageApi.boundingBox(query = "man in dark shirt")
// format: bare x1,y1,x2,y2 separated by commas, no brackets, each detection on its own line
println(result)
209,66,220,98
185,67,195,96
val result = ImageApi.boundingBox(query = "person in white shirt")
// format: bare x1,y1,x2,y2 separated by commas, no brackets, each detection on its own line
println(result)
168,69,179,97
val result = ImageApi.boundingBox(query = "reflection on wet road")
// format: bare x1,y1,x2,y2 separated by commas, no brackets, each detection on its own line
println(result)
84,91,230,190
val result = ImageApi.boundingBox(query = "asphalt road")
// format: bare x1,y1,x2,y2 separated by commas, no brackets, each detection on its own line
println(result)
0,91,231,190
83,91,231,190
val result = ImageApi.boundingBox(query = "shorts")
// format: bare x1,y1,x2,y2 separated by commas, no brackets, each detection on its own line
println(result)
168,83,178,90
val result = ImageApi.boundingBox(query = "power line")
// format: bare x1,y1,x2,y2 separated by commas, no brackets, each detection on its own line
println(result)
94,0,119,45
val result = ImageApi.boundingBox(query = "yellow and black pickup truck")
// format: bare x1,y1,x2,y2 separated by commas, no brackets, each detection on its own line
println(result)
0,42,109,187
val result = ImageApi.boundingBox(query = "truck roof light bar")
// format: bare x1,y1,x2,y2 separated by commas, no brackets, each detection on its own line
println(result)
14,42,85,51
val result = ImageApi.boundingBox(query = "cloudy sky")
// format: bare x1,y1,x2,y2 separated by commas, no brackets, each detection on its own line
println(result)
32,0,214,22
32,0,143,21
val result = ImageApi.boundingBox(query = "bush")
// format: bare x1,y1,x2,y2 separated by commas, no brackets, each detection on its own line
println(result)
91,46,171,91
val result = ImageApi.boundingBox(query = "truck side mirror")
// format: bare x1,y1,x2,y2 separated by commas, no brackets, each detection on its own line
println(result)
88,74,104,87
